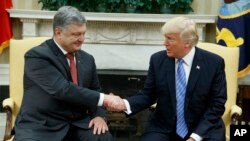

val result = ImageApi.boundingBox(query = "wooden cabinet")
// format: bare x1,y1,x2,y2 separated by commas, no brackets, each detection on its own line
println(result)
238,85,250,122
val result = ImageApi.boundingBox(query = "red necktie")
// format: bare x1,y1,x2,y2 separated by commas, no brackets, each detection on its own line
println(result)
66,53,78,85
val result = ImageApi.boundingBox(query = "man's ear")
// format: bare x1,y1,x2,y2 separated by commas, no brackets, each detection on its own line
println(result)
54,27,62,38
185,40,192,48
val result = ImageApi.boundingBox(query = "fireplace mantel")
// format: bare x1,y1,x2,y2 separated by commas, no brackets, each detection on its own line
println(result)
1,9,220,85
9,9,216,23
8,9,216,42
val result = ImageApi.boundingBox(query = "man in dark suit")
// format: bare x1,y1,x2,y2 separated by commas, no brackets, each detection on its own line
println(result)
106,17,227,141
13,6,118,141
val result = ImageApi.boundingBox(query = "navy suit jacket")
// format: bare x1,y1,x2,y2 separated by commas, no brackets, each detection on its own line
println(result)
14,39,105,141
126,47,227,140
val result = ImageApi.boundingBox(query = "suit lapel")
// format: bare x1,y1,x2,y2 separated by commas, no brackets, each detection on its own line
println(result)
186,47,203,106
46,39,70,78
166,57,176,110
75,52,84,86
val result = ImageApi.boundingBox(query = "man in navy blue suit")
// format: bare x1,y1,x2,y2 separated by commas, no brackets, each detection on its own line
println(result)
106,17,227,141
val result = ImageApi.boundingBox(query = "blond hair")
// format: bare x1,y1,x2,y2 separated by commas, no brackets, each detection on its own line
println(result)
161,17,199,46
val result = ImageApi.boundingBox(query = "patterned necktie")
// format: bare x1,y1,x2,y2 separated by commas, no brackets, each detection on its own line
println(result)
176,59,188,138
66,53,78,85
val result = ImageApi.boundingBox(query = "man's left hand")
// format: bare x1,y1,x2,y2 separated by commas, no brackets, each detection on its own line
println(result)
187,137,196,141
89,116,108,135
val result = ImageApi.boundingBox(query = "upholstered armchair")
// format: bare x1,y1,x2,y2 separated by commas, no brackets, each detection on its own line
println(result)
2,37,49,141
196,42,242,140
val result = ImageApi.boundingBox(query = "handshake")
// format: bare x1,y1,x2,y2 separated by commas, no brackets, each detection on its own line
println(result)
103,94,126,112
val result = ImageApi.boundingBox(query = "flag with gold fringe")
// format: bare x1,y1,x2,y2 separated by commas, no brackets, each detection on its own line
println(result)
216,0,250,78
0,0,13,54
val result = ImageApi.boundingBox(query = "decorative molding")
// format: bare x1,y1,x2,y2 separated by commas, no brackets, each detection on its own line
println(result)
8,9,216,23
8,9,216,42
20,18,40,23
41,19,52,25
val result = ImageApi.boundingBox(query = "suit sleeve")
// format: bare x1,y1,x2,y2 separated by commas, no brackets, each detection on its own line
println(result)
88,60,107,117
126,55,158,115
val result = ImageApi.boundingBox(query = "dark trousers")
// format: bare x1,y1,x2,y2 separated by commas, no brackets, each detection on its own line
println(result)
139,131,226,141
140,132,188,141
62,125,113,141
16,125,113,141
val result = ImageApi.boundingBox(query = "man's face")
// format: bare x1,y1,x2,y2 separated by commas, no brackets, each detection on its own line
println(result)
55,23,86,53
163,33,188,59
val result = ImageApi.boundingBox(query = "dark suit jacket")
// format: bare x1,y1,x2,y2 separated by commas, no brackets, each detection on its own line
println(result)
14,39,106,141
126,47,227,140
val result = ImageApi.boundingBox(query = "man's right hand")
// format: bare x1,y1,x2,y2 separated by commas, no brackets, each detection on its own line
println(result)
103,93,126,112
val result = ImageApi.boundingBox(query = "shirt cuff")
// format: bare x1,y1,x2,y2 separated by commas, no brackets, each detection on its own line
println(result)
190,133,202,141
123,99,132,114
98,93,104,106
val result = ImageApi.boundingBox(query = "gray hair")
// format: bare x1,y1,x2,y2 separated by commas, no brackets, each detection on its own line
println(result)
161,17,199,46
53,6,86,32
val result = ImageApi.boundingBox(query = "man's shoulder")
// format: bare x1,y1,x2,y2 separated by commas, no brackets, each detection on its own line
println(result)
25,39,54,57
77,49,94,58
76,50,96,63
26,40,49,53
151,50,167,58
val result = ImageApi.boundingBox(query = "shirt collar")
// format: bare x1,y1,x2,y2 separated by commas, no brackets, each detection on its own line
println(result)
53,38,68,55
175,47,195,67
